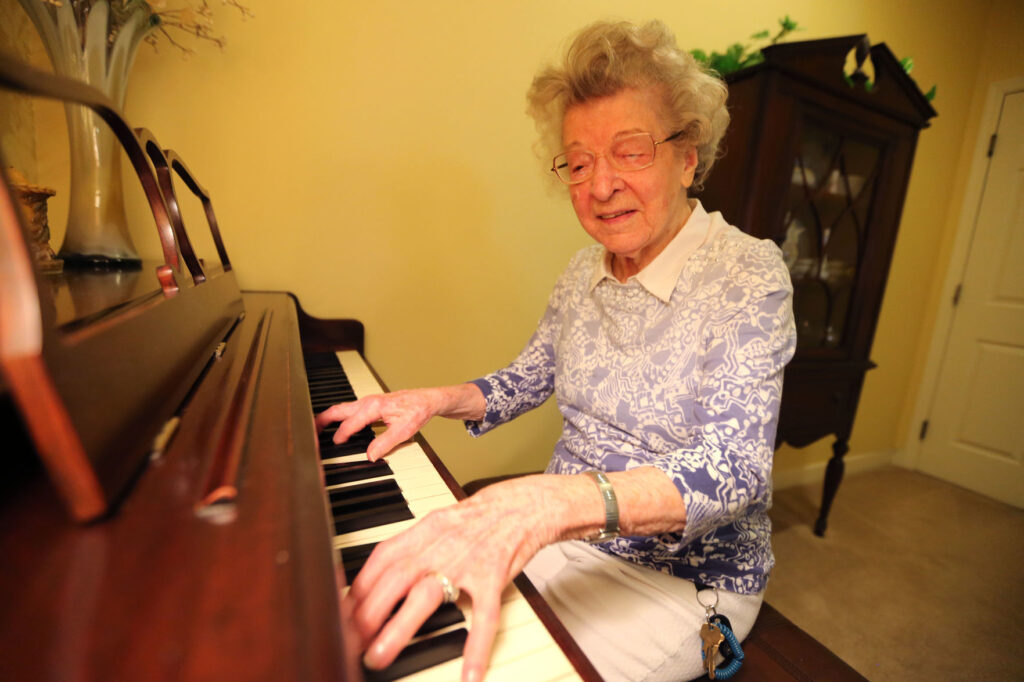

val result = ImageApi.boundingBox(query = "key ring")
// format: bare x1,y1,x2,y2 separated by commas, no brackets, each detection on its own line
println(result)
696,585,719,617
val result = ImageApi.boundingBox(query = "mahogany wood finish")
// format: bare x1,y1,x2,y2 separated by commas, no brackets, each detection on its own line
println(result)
196,309,273,510
137,127,235,280
0,294,350,681
287,291,365,355
137,128,208,284
697,35,936,535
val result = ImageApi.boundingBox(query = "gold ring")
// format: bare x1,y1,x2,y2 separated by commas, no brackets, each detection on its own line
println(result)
430,572,460,604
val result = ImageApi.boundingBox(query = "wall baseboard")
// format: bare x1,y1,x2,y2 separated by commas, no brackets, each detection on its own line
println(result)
772,450,896,491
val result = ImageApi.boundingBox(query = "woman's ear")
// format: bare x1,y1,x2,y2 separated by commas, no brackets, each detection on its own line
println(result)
680,146,699,189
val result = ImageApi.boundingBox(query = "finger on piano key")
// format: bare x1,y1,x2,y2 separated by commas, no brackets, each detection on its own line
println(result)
470,587,578,679
350,578,578,682
363,628,470,682
400,596,578,682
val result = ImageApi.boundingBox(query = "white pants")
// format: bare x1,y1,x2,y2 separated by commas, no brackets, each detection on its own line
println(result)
525,542,763,682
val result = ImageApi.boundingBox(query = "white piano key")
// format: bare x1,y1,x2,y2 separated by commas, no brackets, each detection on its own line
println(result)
337,349,387,397
401,618,576,682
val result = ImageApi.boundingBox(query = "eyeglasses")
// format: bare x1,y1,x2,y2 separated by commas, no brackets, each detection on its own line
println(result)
550,130,684,184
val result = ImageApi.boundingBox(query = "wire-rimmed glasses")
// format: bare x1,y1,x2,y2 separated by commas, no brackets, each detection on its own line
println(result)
551,130,684,184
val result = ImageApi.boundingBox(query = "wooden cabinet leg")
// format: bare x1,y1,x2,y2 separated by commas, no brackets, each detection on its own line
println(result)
814,438,849,537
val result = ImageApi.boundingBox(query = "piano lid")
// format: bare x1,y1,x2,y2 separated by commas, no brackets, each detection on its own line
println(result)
0,55,244,522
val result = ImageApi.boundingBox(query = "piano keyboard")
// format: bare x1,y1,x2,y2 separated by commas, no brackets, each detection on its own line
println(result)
306,350,581,681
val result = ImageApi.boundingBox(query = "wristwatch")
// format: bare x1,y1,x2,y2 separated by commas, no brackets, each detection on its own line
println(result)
583,469,620,543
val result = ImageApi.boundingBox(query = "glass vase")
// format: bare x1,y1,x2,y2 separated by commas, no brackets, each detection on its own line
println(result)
18,0,155,268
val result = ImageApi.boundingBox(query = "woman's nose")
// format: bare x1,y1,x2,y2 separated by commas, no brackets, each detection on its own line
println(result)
589,155,621,199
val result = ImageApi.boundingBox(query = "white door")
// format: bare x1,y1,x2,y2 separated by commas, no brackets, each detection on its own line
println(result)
918,88,1024,508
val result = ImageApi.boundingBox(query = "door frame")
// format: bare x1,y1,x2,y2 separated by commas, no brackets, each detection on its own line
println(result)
899,75,1024,470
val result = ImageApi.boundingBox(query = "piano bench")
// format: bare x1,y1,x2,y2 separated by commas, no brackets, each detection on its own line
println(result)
734,602,866,681
462,475,867,682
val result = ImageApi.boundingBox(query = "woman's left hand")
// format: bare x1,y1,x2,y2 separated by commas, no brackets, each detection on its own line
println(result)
345,476,575,682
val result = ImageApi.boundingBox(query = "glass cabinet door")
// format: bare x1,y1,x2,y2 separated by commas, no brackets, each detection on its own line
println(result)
780,119,882,349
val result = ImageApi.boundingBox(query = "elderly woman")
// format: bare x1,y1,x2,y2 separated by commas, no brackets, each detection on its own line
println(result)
317,19,795,682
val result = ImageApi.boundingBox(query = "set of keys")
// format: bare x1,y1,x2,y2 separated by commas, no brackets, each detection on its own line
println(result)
698,588,745,680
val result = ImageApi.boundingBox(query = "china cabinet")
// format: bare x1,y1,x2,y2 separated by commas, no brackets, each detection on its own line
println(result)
698,35,936,535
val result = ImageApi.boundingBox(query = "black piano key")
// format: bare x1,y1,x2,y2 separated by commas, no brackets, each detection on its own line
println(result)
318,425,375,451
305,366,343,375
320,441,374,460
311,392,344,400
320,434,374,449
305,356,342,366
311,391,357,402
319,425,340,439
330,480,413,534
342,542,379,583
312,398,357,411
333,501,413,535
319,424,374,440
321,439,374,453
417,603,465,637
329,478,403,505
332,491,406,518
323,460,392,486
371,600,468,640
309,382,356,392
306,367,347,376
308,378,356,389
307,376,352,387
307,376,347,385
363,628,469,682
307,379,351,388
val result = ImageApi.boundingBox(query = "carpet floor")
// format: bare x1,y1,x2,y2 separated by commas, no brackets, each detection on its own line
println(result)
767,466,1024,681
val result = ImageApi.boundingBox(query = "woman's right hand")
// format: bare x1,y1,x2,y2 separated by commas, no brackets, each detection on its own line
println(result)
314,383,486,461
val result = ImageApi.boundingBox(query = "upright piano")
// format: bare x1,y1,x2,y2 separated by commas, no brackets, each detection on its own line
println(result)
0,55,598,681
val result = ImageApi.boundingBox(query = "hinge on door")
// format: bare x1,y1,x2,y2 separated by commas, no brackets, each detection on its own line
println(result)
952,284,962,307
919,419,930,440
987,133,997,157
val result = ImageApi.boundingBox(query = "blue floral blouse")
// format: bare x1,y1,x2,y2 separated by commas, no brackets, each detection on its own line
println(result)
466,203,796,594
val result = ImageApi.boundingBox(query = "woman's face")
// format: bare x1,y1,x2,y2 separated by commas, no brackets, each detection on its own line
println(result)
562,88,698,276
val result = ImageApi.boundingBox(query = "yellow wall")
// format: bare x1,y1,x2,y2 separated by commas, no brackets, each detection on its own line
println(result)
6,0,1022,485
